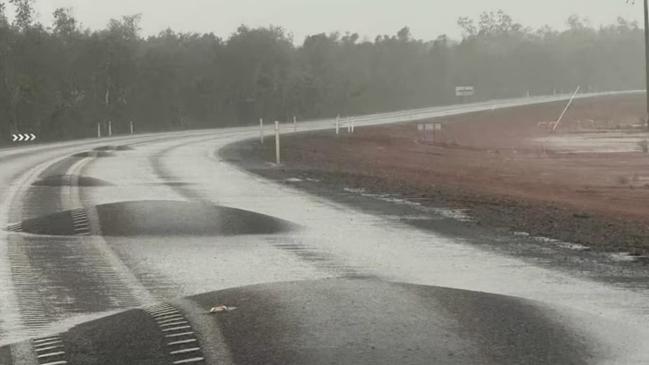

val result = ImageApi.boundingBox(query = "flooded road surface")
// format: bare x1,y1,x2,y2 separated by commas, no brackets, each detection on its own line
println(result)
0,92,648,364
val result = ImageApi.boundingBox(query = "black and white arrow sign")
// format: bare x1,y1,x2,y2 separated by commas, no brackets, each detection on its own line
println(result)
11,133,36,142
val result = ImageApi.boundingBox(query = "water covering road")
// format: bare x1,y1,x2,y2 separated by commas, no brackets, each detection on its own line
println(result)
1,91,648,364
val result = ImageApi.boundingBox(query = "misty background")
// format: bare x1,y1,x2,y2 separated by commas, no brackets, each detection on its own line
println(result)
0,0,645,142
8,1,645,43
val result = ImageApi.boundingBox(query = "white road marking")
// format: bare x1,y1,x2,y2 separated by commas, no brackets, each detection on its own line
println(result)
61,156,156,305
170,347,201,355
31,335,68,365
36,351,65,359
144,304,206,364
172,358,205,364
33,345,63,352
165,331,195,338
168,339,197,346
0,156,72,341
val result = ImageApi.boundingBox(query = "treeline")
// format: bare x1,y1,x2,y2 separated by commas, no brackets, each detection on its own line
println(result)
0,1,645,142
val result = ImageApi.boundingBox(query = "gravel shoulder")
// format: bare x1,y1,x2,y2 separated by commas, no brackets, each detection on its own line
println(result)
222,95,649,270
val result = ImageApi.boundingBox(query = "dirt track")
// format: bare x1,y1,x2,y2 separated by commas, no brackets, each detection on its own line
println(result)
229,95,649,257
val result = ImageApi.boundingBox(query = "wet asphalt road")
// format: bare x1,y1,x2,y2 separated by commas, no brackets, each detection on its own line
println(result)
1,92,648,364
3,279,600,365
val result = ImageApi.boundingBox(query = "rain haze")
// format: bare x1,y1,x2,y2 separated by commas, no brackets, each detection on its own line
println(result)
3,0,649,364
12,0,648,41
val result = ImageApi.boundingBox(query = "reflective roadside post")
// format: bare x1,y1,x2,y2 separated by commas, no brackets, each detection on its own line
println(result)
335,115,340,135
130,121,134,135
97,122,101,138
260,118,264,144
108,121,112,137
628,0,649,128
293,115,297,133
275,121,280,165
644,0,649,128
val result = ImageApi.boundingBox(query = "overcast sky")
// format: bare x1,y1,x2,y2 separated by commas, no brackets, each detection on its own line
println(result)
8,0,646,42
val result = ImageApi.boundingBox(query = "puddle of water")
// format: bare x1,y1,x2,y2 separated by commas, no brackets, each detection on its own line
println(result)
609,252,649,263
531,236,591,251
343,187,474,222
96,201,299,237
73,151,114,158
9,201,299,237
32,175,112,187
109,234,330,300
93,145,134,152
537,132,649,153
65,120,649,363
384,214,440,221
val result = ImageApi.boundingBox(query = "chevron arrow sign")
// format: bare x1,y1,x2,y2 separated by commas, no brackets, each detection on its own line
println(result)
11,133,36,142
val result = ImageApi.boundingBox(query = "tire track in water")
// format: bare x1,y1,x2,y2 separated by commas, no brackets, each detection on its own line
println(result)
153,135,373,280
0,132,223,343
266,236,372,279
148,132,248,202
0,155,73,344
3,151,153,343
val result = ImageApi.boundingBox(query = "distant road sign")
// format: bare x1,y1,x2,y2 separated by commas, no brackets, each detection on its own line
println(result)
12,133,36,142
418,122,443,132
455,86,475,97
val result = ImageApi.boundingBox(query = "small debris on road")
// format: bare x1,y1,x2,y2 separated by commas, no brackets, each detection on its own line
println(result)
209,305,238,313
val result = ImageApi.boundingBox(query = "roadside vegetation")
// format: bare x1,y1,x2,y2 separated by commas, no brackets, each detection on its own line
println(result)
0,0,645,143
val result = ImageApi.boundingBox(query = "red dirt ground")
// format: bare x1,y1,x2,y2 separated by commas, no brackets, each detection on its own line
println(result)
248,95,649,255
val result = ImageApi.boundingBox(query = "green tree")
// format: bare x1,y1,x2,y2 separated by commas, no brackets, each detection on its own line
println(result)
0,5,645,144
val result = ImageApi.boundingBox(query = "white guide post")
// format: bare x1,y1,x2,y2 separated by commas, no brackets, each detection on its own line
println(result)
130,121,134,135
552,85,581,132
97,123,101,138
108,121,112,137
335,115,340,135
293,115,297,133
275,121,280,165
260,118,264,144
